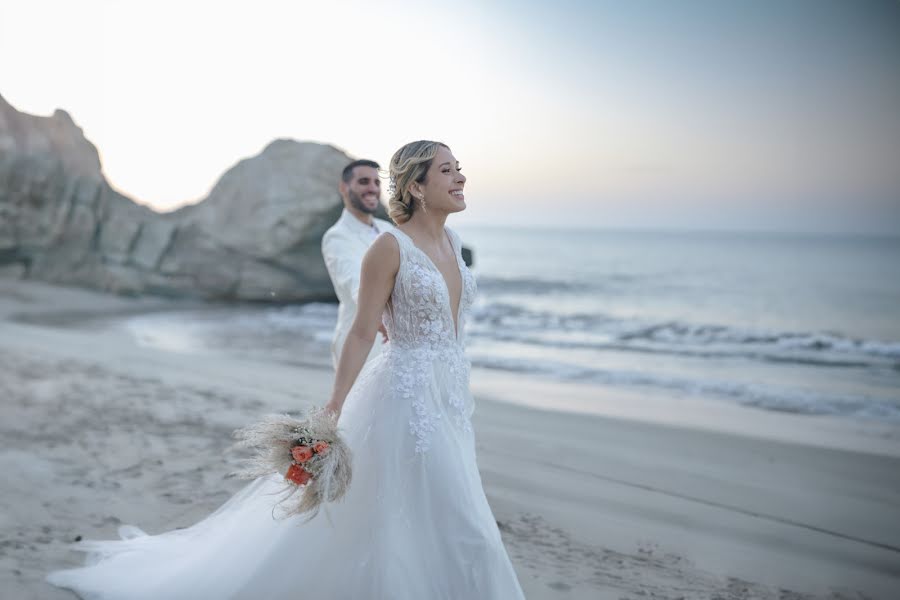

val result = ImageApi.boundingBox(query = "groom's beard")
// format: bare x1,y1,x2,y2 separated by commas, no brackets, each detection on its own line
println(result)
348,190,378,214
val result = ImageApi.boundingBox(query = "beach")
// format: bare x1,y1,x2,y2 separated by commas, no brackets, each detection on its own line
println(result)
2,279,900,600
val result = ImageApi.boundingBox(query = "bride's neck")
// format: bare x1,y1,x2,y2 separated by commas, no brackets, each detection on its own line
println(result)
405,212,448,243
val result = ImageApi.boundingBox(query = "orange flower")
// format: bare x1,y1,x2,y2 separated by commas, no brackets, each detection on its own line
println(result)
285,464,311,486
313,441,330,454
291,445,313,463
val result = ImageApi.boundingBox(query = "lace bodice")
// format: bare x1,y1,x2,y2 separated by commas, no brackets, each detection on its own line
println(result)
380,227,477,453
382,227,475,349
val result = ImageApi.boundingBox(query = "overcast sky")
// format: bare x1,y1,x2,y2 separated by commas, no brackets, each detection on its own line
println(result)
2,0,898,233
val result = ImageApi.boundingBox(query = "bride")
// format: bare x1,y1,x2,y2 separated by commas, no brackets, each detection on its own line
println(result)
47,140,527,599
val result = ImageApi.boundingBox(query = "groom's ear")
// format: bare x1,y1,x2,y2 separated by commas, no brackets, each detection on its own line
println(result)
338,180,347,197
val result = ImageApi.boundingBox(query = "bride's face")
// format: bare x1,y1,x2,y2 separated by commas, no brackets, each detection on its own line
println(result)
418,146,466,214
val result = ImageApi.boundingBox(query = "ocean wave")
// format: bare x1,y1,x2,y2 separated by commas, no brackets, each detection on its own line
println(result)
474,276,600,295
616,322,900,359
470,303,614,330
254,302,338,330
121,304,338,352
468,331,877,369
469,355,900,422
468,303,900,366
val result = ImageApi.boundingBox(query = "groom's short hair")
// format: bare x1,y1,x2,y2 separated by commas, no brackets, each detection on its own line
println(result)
342,159,380,183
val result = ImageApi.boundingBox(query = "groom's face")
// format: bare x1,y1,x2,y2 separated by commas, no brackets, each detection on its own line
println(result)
345,166,381,214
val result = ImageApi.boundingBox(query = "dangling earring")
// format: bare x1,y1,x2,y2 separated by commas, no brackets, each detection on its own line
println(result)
417,193,427,213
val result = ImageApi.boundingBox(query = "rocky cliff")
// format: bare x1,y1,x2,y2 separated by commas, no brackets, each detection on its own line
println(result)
0,95,359,301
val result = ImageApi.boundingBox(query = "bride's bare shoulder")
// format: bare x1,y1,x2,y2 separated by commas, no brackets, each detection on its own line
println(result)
370,230,400,254
362,232,401,272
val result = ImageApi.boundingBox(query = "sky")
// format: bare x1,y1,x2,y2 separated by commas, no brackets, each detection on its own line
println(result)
1,0,899,233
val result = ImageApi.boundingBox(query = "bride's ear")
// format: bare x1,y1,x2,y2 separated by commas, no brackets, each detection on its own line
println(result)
406,182,423,200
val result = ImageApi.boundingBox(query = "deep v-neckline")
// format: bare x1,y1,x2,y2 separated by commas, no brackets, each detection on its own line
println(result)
395,227,464,340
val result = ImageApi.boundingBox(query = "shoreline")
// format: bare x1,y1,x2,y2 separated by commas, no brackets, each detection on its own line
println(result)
472,369,900,459
13,282,899,457
3,280,900,599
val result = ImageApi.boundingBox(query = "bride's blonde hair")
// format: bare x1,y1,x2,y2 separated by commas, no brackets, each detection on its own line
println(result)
388,140,449,224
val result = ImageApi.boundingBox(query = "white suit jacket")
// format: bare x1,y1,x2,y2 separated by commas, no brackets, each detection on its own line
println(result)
322,209,394,368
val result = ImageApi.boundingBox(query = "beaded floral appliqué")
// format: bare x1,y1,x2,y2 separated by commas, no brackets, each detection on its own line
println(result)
382,229,477,454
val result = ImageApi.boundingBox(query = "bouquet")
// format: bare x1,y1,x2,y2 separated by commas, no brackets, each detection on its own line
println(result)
232,407,352,521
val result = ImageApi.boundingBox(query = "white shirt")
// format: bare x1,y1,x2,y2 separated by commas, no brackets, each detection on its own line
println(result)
321,209,394,368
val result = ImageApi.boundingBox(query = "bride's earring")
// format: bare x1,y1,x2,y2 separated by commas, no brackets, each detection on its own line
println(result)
417,192,427,213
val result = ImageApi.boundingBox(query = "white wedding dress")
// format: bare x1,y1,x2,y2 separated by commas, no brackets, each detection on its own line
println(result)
47,226,526,600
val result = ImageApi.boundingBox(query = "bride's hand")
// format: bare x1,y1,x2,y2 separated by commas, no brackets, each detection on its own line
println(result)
323,400,342,420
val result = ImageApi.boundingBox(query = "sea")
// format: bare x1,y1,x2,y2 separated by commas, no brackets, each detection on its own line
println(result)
119,226,900,423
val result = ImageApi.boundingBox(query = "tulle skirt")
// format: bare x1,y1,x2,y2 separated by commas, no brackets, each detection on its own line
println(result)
47,351,526,599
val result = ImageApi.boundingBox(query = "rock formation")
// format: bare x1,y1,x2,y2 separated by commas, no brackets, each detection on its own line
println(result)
0,94,367,301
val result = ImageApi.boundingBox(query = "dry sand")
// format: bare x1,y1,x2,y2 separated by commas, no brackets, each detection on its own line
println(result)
1,280,899,599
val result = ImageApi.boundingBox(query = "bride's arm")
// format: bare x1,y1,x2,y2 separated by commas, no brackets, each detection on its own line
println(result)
323,234,399,418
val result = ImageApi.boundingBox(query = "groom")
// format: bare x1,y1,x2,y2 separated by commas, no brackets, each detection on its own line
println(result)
322,159,394,369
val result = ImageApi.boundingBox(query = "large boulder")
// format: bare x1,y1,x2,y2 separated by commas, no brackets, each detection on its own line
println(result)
0,94,362,301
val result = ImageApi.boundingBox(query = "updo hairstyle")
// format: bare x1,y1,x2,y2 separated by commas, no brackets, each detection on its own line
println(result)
387,140,449,224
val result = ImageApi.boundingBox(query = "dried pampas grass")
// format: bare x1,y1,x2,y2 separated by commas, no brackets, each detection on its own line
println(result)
231,408,352,522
